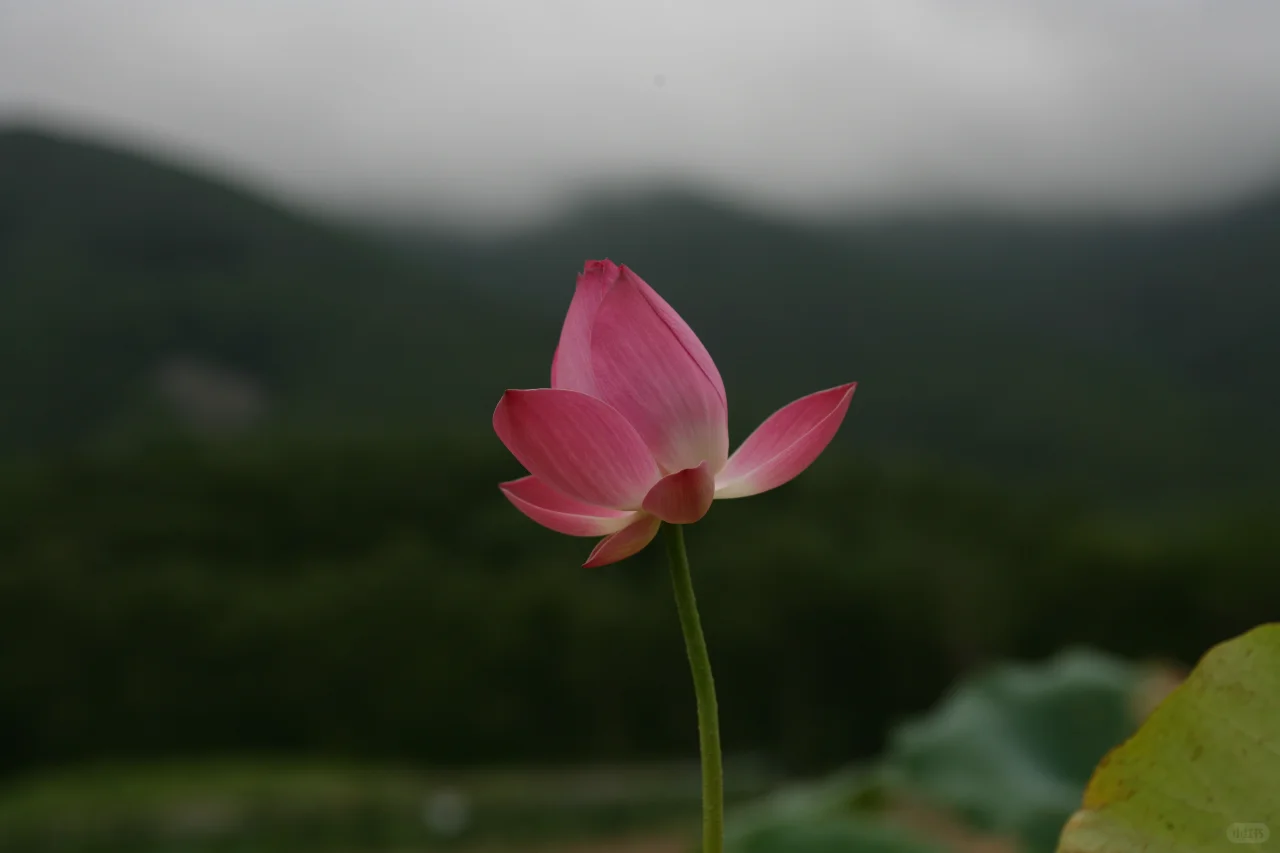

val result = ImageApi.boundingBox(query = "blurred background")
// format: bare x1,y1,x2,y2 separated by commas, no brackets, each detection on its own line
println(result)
1,1,1278,851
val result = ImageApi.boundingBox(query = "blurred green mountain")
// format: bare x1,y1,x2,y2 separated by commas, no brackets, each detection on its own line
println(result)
3,124,1278,498
0,126,550,449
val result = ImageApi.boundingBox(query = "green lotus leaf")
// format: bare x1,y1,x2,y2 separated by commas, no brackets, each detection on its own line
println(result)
1057,624,1279,853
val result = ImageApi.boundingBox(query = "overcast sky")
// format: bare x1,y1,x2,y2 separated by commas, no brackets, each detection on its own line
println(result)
3,0,1280,227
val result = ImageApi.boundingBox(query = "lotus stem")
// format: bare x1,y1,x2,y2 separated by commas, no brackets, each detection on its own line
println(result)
663,523,723,853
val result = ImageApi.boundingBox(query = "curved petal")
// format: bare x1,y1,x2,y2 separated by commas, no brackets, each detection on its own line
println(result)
493,389,662,509
551,260,619,394
590,266,729,473
582,513,662,568
500,476,636,537
714,383,856,499
641,461,715,524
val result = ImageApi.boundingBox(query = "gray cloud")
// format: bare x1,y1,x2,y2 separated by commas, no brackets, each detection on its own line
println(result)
3,0,1280,227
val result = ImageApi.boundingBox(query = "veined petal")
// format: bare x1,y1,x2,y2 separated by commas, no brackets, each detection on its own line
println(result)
493,389,662,509
582,513,662,568
715,383,856,499
591,266,729,473
551,260,619,395
641,461,715,524
500,476,636,537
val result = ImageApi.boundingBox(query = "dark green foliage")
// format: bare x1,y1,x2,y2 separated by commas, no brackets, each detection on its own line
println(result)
0,437,1274,779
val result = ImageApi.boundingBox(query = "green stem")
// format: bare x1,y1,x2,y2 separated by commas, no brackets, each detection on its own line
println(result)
663,523,723,853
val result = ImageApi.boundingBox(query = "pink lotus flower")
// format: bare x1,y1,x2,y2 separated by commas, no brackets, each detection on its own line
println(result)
494,260,855,568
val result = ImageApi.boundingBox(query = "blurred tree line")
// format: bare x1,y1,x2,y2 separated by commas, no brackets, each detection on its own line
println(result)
0,435,1274,780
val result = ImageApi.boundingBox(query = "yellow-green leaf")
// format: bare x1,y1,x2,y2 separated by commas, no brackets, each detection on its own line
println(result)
1057,624,1280,853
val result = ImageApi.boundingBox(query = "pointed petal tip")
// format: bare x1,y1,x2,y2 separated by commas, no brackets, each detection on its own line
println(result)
492,386,519,416
493,388,532,435
574,259,620,296
581,258,617,276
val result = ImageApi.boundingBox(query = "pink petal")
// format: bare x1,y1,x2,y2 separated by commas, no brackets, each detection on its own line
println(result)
641,461,715,524
590,266,729,474
582,513,663,568
551,260,619,395
714,383,857,499
500,476,636,537
493,389,662,509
